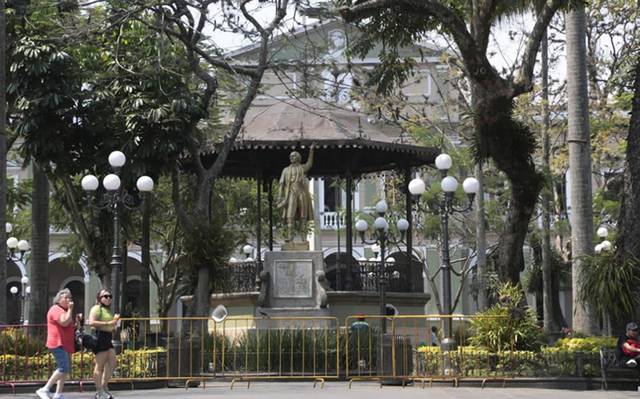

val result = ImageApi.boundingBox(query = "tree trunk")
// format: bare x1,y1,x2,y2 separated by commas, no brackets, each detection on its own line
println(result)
0,0,7,325
29,162,50,325
566,6,598,334
475,163,488,311
474,93,543,284
541,31,562,334
616,53,640,264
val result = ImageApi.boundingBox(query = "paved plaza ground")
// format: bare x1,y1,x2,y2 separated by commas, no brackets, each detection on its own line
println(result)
5,382,640,399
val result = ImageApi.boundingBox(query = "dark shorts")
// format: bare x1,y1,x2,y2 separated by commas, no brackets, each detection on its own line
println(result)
93,330,114,354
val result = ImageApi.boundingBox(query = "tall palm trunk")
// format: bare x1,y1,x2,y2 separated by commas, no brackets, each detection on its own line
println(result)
0,0,8,325
29,162,50,325
541,31,563,333
566,6,598,334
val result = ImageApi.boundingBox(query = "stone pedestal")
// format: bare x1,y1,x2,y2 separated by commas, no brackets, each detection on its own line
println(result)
281,242,310,251
256,251,329,326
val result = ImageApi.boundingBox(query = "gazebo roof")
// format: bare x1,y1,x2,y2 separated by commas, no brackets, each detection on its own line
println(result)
200,99,438,178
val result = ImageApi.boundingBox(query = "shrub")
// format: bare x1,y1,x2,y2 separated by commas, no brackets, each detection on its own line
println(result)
469,283,545,352
552,336,616,352
0,328,47,355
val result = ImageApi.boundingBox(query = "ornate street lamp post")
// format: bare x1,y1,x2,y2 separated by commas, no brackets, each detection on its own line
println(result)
594,226,612,254
408,153,479,352
6,223,30,262
355,200,409,334
16,276,31,324
6,223,30,325
243,244,254,262
82,151,154,352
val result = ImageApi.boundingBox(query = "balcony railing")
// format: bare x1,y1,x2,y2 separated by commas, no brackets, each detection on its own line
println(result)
320,211,346,230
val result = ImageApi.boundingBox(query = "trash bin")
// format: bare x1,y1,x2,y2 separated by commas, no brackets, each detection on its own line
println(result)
166,337,202,387
381,334,413,385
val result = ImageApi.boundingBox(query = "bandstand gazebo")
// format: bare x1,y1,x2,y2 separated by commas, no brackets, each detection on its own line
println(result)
201,99,438,317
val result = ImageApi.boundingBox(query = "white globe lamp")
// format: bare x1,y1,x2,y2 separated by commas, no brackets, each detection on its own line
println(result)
408,178,426,196
435,153,452,171
374,217,389,231
108,151,126,168
441,176,458,193
596,227,608,239
136,176,154,192
17,240,29,252
375,200,388,215
81,175,99,191
103,174,121,191
462,177,480,194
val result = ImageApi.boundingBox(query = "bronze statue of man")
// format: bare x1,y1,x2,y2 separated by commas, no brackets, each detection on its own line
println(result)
277,146,315,243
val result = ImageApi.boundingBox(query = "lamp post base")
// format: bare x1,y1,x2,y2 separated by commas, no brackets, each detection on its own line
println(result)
441,337,458,376
113,339,123,355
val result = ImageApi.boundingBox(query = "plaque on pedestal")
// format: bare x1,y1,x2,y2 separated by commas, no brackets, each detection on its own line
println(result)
260,251,324,309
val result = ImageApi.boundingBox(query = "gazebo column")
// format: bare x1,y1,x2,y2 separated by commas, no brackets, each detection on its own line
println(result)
345,170,354,291
267,179,274,251
404,168,415,292
256,173,263,288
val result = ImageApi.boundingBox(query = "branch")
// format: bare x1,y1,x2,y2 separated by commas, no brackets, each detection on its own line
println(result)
138,12,260,78
205,0,289,181
341,0,501,89
470,0,496,53
511,0,566,96
170,165,191,229
423,262,442,314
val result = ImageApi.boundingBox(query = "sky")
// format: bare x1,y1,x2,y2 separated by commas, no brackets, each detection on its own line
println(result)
206,3,565,83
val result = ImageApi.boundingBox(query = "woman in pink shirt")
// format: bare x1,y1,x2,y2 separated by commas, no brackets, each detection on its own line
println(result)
36,288,81,399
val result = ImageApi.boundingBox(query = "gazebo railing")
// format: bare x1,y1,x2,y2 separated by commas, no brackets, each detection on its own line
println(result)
329,260,423,293
217,259,423,294
218,261,258,293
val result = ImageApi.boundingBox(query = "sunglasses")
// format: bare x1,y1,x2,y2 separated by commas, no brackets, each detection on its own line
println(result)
101,294,113,299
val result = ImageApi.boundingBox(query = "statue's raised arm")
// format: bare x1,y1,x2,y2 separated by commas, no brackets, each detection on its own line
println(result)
303,145,314,173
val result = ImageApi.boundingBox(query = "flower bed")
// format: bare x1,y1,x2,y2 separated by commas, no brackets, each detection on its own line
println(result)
416,337,617,378
0,348,166,382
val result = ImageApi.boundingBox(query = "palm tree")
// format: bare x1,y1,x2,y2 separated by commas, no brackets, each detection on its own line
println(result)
540,29,563,333
566,5,598,334
0,0,7,325
29,162,49,326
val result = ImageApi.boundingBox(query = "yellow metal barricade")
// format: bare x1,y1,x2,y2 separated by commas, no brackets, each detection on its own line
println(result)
1,314,515,391
212,316,340,388
343,314,509,388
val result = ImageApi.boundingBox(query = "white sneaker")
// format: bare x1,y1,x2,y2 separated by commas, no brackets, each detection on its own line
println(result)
35,387,51,399
626,359,637,367
94,391,109,399
52,395,65,399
